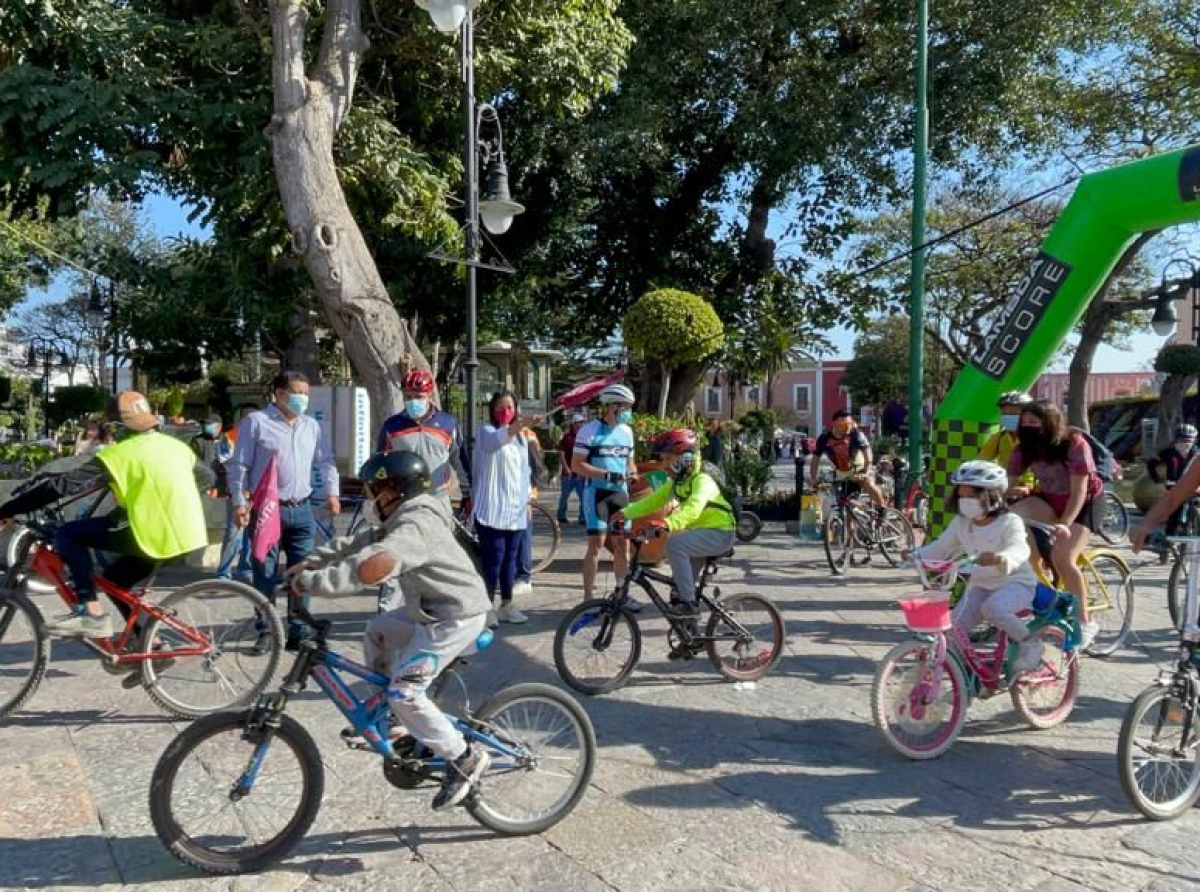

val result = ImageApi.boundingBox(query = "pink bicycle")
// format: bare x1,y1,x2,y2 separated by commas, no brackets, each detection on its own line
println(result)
871,557,1081,760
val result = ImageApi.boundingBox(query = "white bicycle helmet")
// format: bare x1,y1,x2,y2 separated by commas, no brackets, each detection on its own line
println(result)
949,460,1008,491
997,390,1033,408
599,383,635,405
1175,423,1197,440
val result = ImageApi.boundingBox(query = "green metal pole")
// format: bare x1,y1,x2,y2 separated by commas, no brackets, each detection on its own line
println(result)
907,0,929,478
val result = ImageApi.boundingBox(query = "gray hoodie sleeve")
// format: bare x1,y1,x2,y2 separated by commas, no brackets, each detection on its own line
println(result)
297,518,429,598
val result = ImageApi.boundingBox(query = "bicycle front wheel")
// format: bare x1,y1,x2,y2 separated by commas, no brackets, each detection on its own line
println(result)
1098,491,1129,545
706,592,784,681
1010,625,1078,729
150,710,324,875
871,639,968,760
822,510,849,575
553,599,641,695
0,589,49,721
467,683,597,836
1168,554,1189,633
876,508,914,567
140,580,285,719
1118,684,1200,820
529,504,562,574
1080,552,1134,657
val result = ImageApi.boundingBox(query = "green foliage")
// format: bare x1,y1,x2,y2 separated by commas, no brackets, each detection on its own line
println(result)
49,385,107,424
724,454,772,498
629,412,701,463
1154,344,1200,376
737,408,778,442
0,442,55,478
624,289,724,367
841,316,956,409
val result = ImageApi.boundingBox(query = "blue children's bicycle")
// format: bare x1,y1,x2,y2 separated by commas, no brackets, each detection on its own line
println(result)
149,596,596,875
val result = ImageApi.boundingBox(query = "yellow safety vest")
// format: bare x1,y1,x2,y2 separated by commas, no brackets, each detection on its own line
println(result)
97,431,208,559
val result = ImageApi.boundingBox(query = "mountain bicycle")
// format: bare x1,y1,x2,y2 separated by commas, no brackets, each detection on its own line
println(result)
1161,490,1200,631
821,479,914,575
0,495,284,722
150,595,596,874
1118,533,1200,820
553,530,784,694
872,556,1080,760
1097,485,1130,546
455,498,561,574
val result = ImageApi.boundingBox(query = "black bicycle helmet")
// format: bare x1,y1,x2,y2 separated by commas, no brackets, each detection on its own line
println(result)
358,450,432,501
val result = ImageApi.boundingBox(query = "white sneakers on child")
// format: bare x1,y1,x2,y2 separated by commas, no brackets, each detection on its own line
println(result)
1080,620,1100,651
1013,637,1046,673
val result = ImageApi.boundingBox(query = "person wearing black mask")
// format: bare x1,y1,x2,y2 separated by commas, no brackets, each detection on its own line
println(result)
1005,400,1103,650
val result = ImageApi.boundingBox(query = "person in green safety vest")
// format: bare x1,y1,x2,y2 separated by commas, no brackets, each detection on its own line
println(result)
0,391,215,639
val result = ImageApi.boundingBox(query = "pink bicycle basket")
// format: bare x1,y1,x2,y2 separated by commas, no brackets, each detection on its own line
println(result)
898,595,952,633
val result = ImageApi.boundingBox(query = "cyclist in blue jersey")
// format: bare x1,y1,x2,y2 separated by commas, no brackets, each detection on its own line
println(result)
573,383,638,602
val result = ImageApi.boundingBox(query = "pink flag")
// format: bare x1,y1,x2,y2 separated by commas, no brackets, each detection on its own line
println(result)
251,454,281,564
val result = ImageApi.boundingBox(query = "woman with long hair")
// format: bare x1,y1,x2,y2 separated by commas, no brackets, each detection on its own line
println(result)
1006,400,1103,648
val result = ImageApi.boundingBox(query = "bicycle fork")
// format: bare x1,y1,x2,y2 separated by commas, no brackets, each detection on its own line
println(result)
910,634,949,722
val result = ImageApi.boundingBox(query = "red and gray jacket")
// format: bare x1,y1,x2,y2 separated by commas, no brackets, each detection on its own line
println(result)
376,409,470,496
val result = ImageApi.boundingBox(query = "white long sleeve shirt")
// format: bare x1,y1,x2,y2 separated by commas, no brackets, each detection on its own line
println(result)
916,513,1037,591
471,424,530,531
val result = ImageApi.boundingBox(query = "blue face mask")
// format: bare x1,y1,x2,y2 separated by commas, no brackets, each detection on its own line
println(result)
999,415,1019,432
405,398,429,419
616,409,633,425
286,393,309,416
203,424,220,437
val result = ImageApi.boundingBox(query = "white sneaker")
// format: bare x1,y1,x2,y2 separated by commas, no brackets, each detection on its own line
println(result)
486,610,499,629
1012,637,1046,673
45,609,113,640
497,602,528,624
1080,620,1100,651
511,579,533,597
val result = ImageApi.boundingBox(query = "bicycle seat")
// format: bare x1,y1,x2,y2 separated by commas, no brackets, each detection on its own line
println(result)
707,549,735,565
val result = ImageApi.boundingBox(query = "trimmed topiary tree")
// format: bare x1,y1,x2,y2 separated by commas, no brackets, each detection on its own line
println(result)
1153,344,1200,448
624,288,724,418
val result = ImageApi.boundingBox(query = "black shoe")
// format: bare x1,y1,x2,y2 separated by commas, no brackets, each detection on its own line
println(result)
252,629,275,656
666,600,700,619
557,515,569,523
121,653,176,689
432,745,490,811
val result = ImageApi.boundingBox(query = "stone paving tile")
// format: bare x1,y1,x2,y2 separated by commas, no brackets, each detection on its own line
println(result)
4,511,1200,891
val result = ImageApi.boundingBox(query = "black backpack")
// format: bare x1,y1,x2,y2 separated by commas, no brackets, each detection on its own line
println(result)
701,460,743,514
1072,428,1119,483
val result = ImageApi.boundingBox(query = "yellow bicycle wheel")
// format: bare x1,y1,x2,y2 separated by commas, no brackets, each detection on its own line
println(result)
1078,550,1134,657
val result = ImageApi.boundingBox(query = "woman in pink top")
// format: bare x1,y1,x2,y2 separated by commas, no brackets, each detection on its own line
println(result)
1006,400,1103,648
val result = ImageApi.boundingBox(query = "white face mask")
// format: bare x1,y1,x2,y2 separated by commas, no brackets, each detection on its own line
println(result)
958,497,986,521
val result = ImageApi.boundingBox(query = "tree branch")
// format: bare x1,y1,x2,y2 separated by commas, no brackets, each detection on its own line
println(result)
268,0,311,117
315,0,369,132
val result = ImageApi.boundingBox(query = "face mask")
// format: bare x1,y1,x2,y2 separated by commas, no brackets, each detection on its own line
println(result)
405,398,428,419
833,423,851,437
495,406,516,426
672,452,696,480
1017,426,1042,449
1177,442,1194,454
999,415,1019,432
958,497,986,521
203,424,219,437
286,393,309,416
616,409,633,425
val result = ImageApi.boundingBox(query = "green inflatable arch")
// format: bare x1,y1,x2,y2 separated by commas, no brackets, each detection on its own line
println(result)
929,144,1200,532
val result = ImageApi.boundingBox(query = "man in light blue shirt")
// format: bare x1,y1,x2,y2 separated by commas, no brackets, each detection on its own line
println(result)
228,371,340,648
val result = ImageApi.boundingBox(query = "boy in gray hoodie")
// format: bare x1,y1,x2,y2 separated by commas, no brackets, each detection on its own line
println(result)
290,450,492,812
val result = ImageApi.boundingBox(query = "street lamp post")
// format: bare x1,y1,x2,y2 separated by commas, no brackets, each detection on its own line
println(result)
907,0,930,483
26,340,65,437
87,279,119,394
415,0,524,448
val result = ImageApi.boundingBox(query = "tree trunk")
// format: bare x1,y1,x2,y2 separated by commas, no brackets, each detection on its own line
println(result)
1157,373,1196,448
266,0,427,430
1067,230,1159,429
665,361,706,416
658,365,672,419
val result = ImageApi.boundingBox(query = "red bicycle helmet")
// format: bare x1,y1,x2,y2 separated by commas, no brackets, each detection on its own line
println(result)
652,428,698,455
401,369,435,394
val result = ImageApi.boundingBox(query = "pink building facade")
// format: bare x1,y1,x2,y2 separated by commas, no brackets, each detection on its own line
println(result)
700,361,852,432
1030,371,1157,410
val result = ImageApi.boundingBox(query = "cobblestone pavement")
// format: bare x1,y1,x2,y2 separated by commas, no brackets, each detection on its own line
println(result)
3,504,1200,891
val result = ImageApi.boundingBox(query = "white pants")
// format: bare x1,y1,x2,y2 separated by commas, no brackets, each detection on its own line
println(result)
363,608,487,760
952,580,1037,643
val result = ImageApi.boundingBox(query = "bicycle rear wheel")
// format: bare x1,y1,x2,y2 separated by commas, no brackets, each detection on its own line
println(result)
876,508,914,567
735,511,763,543
1118,684,1200,820
0,589,48,721
529,503,562,574
705,592,784,681
1010,625,1078,728
467,683,596,836
139,580,285,719
822,510,849,575
871,639,968,760
1097,491,1129,545
1080,552,1134,657
553,599,641,695
1168,554,1190,633
150,710,324,874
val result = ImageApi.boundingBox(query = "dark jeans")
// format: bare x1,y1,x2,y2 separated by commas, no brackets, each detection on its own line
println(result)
55,514,153,613
557,476,584,523
516,523,533,582
216,498,253,582
476,522,523,603
251,502,315,605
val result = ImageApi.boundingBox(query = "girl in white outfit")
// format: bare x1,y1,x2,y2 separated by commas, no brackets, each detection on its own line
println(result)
916,460,1045,672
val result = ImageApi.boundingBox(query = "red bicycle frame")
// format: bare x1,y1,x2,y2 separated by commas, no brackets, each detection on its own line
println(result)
30,544,212,665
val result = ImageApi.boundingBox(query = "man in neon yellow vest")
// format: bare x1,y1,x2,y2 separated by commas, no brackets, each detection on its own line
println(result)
0,391,213,639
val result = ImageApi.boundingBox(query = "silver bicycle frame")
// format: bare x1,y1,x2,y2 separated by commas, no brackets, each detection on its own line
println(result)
1168,536,1200,642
